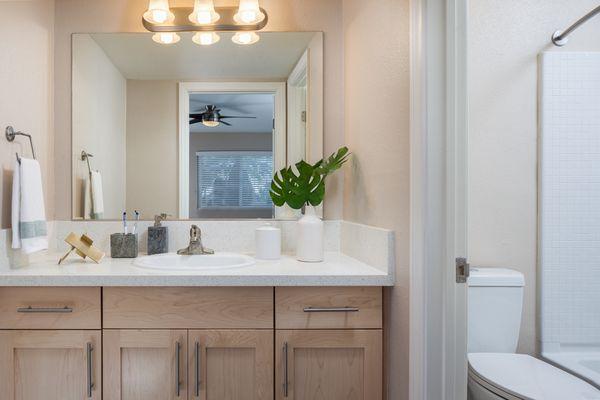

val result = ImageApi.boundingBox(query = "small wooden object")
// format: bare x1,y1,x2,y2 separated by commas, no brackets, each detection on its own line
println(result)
58,232,105,264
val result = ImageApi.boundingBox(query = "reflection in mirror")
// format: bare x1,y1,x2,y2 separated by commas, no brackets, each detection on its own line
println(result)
71,32,323,220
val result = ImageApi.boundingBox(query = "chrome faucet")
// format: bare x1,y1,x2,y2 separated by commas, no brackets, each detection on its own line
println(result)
177,225,214,255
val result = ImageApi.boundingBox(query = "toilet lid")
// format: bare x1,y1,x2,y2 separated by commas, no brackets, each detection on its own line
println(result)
468,353,600,400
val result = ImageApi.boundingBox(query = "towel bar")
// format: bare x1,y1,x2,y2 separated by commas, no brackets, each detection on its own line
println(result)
5,126,36,163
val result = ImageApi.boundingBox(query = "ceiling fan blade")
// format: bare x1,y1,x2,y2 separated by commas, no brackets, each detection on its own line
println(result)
189,113,206,118
219,120,232,126
219,116,257,119
189,118,203,125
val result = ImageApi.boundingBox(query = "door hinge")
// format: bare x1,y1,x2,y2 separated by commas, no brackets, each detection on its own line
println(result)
301,111,306,122
456,257,470,283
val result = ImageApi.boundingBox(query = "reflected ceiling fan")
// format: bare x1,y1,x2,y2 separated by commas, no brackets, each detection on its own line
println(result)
189,105,256,127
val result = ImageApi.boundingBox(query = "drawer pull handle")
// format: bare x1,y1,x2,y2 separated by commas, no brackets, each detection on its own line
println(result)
17,306,73,313
175,341,181,397
195,341,201,396
303,306,359,313
283,342,289,397
87,343,94,398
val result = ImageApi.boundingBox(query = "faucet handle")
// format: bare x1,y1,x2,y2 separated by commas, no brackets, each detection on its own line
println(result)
190,225,200,242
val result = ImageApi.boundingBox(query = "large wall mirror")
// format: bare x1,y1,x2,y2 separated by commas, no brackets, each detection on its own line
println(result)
71,32,323,220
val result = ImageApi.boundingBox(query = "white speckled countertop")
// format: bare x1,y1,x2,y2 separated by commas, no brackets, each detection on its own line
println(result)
0,251,393,286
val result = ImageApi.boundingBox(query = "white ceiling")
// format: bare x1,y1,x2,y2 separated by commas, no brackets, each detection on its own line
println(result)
88,32,316,80
189,93,274,133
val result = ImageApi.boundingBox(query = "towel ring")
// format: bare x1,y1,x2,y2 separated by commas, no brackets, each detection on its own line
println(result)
6,126,36,163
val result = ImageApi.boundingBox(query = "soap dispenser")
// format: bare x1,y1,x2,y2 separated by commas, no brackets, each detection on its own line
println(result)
148,214,169,255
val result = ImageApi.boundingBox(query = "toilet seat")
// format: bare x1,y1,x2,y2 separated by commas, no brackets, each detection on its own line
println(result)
468,353,600,400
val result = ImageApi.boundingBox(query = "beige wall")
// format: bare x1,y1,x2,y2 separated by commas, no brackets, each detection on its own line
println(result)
342,0,410,399
72,34,126,219
125,80,178,218
0,0,54,228
54,0,344,220
468,0,600,356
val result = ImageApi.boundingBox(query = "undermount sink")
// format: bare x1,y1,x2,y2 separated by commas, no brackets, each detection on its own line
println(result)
134,252,255,271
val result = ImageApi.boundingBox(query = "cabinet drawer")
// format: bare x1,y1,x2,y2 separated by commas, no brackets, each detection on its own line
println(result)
0,287,101,329
103,287,273,329
275,287,382,329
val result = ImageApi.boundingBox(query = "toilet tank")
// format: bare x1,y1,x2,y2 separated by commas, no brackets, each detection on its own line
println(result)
468,267,525,353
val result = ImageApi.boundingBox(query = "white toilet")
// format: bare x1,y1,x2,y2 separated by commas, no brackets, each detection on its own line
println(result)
467,267,600,400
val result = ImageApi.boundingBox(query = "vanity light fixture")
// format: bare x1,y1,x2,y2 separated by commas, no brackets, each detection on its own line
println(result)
143,0,175,24
232,31,260,45
233,0,265,25
189,0,220,24
152,32,180,44
142,1,268,46
192,32,220,46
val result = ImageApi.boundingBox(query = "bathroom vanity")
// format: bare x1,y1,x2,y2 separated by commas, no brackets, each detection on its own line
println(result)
0,252,390,400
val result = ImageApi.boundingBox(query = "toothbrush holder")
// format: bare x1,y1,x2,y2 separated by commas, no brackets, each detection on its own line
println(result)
110,233,138,258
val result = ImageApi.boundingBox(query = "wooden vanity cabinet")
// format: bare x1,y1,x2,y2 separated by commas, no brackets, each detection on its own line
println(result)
188,330,273,400
275,330,382,400
0,330,101,400
103,329,187,400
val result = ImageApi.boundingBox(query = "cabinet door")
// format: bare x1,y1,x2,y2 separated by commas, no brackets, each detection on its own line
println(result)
275,330,382,400
103,329,187,400
0,330,101,400
189,330,273,400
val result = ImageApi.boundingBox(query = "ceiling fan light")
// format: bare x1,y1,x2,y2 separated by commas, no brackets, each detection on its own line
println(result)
233,0,265,24
192,32,220,46
143,0,175,24
202,120,220,127
232,31,260,45
189,0,220,25
152,32,180,44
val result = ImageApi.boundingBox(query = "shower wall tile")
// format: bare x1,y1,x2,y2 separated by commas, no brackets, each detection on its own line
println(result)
540,52,600,347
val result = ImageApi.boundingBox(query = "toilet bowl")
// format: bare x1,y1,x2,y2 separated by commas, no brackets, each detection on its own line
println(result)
468,353,600,400
467,268,600,400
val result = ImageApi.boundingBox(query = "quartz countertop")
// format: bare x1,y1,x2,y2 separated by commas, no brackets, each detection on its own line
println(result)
0,252,394,287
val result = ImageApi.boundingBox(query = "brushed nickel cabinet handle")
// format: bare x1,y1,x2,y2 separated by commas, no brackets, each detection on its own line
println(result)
87,343,94,398
303,306,359,312
195,341,201,396
17,306,73,313
175,341,181,397
283,342,289,397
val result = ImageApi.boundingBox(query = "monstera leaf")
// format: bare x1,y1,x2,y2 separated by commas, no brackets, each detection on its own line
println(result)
270,147,350,210
270,161,324,209
315,146,350,177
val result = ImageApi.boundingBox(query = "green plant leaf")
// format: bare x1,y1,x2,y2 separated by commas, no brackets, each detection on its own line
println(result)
270,146,349,209
315,146,350,177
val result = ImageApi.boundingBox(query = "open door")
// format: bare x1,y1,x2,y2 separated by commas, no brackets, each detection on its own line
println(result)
410,0,468,398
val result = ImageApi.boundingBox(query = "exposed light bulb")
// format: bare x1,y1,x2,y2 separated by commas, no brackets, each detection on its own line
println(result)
232,31,260,45
192,32,220,46
143,0,175,24
189,0,220,25
152,32,180,44
233,0,265,25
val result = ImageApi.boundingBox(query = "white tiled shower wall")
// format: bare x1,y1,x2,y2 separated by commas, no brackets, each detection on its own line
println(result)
540,52,600,347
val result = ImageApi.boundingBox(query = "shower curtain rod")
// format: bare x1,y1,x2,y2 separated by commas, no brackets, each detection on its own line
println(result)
552,5,600,46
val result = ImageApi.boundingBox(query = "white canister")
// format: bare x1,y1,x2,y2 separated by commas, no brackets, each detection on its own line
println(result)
255,224,281,260
296,205,324,262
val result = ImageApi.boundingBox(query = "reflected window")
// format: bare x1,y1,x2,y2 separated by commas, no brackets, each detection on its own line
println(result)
196,151,273,213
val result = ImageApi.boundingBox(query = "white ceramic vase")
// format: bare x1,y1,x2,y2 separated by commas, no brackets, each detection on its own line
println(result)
296,205,324,262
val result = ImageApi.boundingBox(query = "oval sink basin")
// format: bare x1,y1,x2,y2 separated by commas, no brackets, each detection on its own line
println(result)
134,252,255,271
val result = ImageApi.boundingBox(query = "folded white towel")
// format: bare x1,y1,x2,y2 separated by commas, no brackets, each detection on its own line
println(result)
11,158,48,254
84,170,104,220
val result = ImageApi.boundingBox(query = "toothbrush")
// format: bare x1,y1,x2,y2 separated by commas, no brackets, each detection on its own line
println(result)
123,211,128,234
133,210,140,235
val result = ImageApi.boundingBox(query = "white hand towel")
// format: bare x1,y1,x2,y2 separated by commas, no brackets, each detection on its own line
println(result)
11,158,48,254
84,171,104,220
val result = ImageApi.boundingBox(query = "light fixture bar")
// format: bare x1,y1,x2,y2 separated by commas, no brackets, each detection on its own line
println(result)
143,6,268,32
